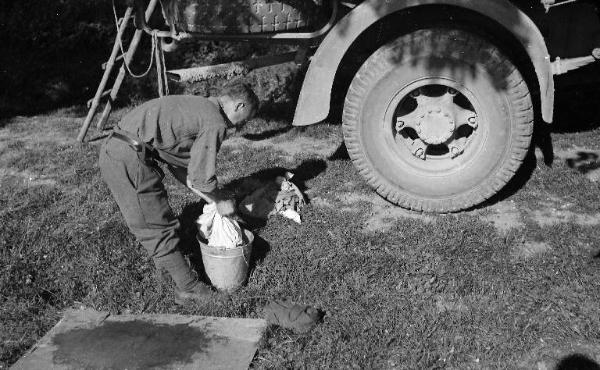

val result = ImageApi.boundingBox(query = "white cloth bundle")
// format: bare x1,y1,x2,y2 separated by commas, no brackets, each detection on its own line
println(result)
197,203,244,248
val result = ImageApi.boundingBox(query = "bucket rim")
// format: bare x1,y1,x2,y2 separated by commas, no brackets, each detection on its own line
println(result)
197,228,254,251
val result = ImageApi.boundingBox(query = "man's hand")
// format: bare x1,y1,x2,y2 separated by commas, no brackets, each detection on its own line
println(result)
216,199,236,217
186,178,237,216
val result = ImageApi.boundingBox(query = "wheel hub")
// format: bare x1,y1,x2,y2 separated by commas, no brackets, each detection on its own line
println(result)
416,107,455,145
394,85,478,161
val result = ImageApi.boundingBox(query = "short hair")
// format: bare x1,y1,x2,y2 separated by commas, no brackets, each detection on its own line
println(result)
221,82,259,114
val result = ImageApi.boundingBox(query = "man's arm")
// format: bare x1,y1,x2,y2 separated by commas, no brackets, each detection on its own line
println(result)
186,178,235,216
187,126,235,215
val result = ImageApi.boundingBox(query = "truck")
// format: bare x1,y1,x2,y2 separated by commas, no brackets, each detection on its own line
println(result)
83,0,600,212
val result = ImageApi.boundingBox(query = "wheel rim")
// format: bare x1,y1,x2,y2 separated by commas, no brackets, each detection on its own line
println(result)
383,78,485,176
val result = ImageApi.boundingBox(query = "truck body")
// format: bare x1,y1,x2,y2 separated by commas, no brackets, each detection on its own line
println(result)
127,0,600,212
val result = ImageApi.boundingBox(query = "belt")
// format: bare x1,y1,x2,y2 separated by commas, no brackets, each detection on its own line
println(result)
109,129,158,160
109,130,148,152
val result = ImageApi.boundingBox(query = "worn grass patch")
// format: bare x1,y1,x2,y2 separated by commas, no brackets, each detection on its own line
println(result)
2,108,600,369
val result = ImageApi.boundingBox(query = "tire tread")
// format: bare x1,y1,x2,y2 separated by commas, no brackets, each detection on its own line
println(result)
342,29,534,212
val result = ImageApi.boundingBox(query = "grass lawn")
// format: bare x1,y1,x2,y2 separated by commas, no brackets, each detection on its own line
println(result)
1,100,600,369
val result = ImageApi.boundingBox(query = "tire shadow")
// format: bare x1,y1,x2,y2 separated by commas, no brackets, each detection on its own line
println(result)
555,353,600,370
328,142,350,161
474,145,538,210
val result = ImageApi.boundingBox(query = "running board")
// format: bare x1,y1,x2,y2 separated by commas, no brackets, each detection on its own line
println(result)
167,51,307,82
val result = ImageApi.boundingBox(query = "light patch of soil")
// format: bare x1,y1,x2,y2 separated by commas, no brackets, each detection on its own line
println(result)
532,208,600,227
482,196,600,231
338,180,361,192
222,134,341,160
528,197,600,226
0,168,57,187
310,196,334,209
513,241,552,259
481,201,524,233
335,192,435,232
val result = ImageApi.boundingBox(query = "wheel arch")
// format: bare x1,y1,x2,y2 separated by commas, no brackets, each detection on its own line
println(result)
292,0,554,126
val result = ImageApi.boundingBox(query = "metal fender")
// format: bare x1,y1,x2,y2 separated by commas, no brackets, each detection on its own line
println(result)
293,0,554,126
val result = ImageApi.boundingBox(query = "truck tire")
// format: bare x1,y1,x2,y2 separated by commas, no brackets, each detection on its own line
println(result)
342,29,534,212
169,0,327,34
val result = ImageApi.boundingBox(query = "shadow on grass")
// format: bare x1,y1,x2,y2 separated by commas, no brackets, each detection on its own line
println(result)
555,353,600,370
227,159,327,228
566,151,600,175
0,117,12,129
534,117,555,167
226,158,327,198
240,100,297,140
248,234,271,275
243,126,293,141
328,142,350,161
473,109,564,209
476,146,538,210
258,100,298,123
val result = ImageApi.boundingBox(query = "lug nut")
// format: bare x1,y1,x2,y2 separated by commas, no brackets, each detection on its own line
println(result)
397,120,405,129
468,116,477,126
451,147,460,157
415,148,425,158
448,88,457,95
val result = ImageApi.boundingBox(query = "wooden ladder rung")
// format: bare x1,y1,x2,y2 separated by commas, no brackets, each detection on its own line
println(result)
102,54,124,70
87,90,111,108
77,0,160,142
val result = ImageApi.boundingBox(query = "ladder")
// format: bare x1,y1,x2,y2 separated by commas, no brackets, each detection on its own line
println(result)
77,0,168,142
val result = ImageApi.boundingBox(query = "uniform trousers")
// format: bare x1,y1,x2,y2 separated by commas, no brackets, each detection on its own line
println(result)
99,136,197,291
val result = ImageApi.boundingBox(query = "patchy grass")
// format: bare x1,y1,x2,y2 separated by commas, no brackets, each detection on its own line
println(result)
2,104,600,369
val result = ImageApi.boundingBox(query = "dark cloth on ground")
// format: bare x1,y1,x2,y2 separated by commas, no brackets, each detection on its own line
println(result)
261,300,324,334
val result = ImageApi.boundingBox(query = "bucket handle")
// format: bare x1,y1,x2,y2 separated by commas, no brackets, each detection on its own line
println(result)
241,247,250,266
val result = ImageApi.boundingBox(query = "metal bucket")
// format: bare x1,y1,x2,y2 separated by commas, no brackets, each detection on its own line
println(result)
198,229,254,292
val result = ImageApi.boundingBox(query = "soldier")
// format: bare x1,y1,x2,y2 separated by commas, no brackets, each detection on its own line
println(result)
99,83,259,305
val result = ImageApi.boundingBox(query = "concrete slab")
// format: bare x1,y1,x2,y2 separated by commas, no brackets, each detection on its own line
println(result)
12,309,267,370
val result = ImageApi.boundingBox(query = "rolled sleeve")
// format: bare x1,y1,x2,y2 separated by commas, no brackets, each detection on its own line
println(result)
187,125,226,193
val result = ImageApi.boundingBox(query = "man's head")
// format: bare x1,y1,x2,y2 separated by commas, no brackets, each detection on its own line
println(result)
218,83,259,126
